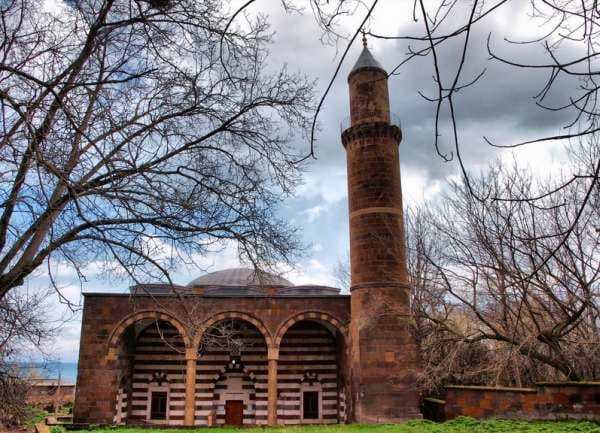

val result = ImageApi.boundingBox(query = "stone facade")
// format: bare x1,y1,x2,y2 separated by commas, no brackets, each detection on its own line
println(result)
74,294,351,426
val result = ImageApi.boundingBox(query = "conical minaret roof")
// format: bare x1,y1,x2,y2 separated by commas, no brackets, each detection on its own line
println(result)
349,35,386,76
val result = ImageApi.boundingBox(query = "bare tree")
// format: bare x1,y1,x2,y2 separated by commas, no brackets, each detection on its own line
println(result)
409,137,600,391
333,255,350,292
0,288,58,426
0,0,316,303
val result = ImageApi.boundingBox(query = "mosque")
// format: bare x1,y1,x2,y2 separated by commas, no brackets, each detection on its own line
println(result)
73,40,421,426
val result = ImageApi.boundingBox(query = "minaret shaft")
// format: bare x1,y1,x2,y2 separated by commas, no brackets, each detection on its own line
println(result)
349,67,391,126
343,49,420,423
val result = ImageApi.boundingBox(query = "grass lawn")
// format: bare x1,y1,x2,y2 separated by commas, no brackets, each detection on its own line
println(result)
68,418,600,433
25,407,50,427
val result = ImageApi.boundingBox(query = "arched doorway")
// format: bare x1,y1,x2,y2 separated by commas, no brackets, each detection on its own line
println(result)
212,362,256,426
195,318,269,426
277,319,347,424
110,318,188,425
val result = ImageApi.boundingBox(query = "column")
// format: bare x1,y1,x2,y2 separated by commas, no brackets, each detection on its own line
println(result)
267,347,279,426
184,348,197,426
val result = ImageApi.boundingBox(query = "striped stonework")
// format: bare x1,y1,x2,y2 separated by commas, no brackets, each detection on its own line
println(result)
212,368,257,425
339,386,348,423
114,377,128,425
122,321,187,425
194,322,268,426
112,317,346,426
277,321,340,424
107,311,191,360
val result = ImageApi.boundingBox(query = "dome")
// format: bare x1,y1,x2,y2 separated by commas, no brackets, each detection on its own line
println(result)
187,267,293,288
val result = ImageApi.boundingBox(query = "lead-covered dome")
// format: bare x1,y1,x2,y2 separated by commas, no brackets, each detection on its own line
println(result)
188,267,293,288
131,268,341,296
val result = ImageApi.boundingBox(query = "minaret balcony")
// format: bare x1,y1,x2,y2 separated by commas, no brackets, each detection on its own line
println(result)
340,120,402,148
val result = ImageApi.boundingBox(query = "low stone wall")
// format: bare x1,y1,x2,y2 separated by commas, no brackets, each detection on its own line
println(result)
424,382,600,421
27,384,76,411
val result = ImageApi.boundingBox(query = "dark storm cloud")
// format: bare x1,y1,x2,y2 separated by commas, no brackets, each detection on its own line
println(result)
383,31,576,182
268,3,579,186
264,2,581,274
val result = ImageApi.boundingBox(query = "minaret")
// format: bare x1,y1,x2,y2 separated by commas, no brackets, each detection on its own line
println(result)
342,35,420,422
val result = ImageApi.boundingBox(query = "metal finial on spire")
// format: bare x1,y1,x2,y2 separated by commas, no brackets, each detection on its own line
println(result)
350,29,385,75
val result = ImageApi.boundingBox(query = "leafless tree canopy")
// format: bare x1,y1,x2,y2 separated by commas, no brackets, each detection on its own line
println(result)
409,137,600,391
0,289,57,426
305,0,600,177
0,0,316,300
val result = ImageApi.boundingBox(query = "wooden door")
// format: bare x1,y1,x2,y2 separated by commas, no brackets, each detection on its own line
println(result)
225,400,244,426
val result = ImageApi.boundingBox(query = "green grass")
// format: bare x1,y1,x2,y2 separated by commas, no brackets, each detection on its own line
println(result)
73,418,600,433
24,406,50,427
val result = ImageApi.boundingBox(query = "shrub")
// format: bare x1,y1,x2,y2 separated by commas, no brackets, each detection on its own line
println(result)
0,374,30,427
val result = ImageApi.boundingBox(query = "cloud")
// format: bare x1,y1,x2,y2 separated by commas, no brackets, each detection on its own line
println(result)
302,204,329,223
281,258,338,287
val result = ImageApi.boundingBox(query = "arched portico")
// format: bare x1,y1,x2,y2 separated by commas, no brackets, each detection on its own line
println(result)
191,312,272,426
105,313,190,426
73,293,350,427
274,311,349,425
192,311,274,351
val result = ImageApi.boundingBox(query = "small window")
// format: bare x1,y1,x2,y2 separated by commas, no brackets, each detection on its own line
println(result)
303,391,319,419
150,391,167,420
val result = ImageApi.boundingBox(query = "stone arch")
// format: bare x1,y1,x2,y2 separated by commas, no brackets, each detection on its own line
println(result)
106,310,191,359
193,311,274,352
274,311,348,348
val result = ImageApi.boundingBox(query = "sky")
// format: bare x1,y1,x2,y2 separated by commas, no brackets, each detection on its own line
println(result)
26,0,580,363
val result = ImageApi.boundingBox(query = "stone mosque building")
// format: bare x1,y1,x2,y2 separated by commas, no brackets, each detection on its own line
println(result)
73,40,421,426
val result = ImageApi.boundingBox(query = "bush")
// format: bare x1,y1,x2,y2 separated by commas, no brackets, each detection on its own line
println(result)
0,374,30,427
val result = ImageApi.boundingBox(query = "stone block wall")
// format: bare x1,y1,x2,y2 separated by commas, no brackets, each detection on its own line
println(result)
343,72,420,422
437,383,600,421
